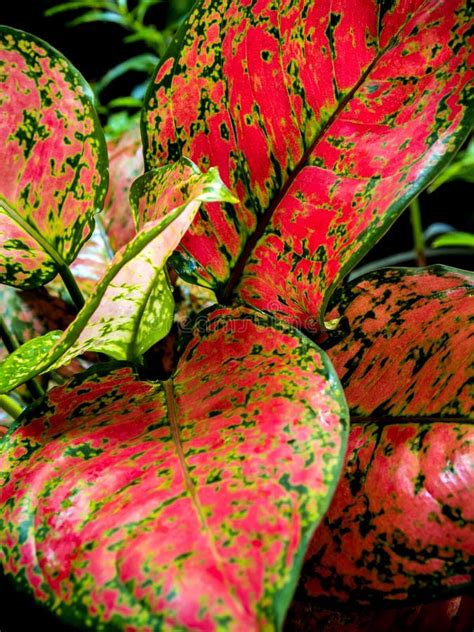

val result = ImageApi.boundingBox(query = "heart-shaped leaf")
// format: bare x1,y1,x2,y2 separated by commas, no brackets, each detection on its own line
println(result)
294,266,474,607
0,160,236,393
0,26,108,289
143,0,473,327
0,305,348,630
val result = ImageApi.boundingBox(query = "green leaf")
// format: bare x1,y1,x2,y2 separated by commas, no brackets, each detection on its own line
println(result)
0,26,108,289
69,10,127,26
433,231,474,248
0,305,348,630
428,138,474,191
143,0,473,329
0,159,237,393
94,54,159,94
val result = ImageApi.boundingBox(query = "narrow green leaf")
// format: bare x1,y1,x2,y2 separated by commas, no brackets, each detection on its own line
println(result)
94,54,159,94
433,231,474,248
0,160,236,393
69,10,127,26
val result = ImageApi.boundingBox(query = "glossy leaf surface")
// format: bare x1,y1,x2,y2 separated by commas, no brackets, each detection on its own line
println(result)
0,305,348,631
0,26,108,289
298,419,474,607
325,266,474,417
295,266,474,607
143,0,473,326
0,160,235,392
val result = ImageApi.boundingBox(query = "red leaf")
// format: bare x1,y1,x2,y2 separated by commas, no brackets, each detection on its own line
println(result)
143,1,473,327
326,265,473,416
293,266,474,607
0,27,108,289
0,306,348,630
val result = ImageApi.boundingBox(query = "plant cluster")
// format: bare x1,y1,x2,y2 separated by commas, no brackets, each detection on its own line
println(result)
0,1,473,630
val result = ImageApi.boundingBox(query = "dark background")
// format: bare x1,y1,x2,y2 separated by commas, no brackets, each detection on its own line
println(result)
0,2,472,630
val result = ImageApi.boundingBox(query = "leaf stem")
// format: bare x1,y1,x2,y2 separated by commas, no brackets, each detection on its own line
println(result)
0,394,23,422
409,197,426,267
0,315,18,354
57,262,85,310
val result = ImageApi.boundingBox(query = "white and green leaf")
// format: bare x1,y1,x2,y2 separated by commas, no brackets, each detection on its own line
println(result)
0,159,237,394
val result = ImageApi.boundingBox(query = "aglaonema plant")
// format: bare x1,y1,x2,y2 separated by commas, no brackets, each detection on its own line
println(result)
0,0,473,629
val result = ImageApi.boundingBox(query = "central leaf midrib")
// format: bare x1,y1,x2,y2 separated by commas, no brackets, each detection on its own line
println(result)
219,14,415,302
162,378,244,614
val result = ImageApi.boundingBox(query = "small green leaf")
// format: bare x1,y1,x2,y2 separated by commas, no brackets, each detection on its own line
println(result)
433,231,474,248
0,160,236,393
0,331,62,392
428,139,474,191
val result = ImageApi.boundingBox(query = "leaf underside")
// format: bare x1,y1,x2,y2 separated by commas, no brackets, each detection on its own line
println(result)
143,0,473,327
0,306,348,631
0,26,108,288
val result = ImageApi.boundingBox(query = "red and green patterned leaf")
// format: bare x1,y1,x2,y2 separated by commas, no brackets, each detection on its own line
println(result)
0,305,348,631
285,595,474,631
0,160,235,392
325,265,473,417
293,265,474,608
0,26,108,290
298,419,473,607
143,0,473,327
102,125,142,252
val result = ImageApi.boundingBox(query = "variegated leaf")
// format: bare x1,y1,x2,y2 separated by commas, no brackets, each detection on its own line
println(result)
143,0,473,327
0,305,348,631
102,125,142,252
0,26,108,289
0,160,236,393
293,266,474,608
298,419,474,607
325,265,473,417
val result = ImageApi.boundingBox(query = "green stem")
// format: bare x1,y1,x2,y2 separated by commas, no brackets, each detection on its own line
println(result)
57,263,85,311
0,315,18,354
0,394,23,422
409,197,426,267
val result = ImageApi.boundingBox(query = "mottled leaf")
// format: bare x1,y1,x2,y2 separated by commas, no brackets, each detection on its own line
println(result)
0,26,108,289
325,265,473,417
0,305,348,630
102,125,143,252
285,595,474,631
0,160,236,392
298,419,473,607
293,266,474,608
143,0,473,327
